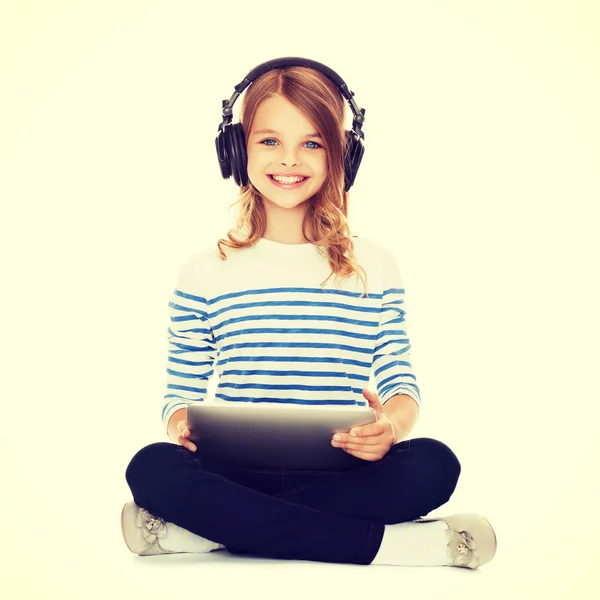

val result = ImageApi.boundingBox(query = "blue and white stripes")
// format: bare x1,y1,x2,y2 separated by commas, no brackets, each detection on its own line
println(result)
161,239,421,434
372,250,421,406
162,289,219,427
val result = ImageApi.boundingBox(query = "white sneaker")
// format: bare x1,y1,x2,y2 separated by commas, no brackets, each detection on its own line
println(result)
412,513,497,569
121,501,223,555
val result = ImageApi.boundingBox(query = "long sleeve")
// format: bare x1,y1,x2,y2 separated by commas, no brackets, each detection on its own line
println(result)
373,250,422,407
161,255,219,435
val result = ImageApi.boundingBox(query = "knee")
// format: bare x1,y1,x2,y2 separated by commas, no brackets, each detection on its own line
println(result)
411,437,462,497
125,442,177,493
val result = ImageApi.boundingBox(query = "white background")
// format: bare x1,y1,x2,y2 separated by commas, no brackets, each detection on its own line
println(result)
1,1,598,598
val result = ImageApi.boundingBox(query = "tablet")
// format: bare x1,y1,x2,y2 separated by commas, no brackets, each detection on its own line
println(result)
186,402,376,470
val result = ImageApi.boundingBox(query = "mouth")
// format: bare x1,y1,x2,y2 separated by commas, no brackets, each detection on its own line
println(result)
267,174,310,189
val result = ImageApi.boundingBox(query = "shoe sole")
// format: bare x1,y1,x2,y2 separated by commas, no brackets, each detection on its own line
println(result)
482,515,497,561
121,501,138,554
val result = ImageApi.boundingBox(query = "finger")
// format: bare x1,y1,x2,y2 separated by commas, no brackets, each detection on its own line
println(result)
363,388,383,407
340,440,388,452
344,441,387,457
343,446,381,462
349,422,387,438
334,435,381,447
335,430,386,444
351,437,384,446
333,429,371,443
178,435,196,452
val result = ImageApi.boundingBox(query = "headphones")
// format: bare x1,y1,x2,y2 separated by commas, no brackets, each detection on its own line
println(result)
215,57,366,193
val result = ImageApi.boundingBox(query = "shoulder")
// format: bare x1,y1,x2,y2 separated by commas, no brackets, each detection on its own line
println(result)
351,235,395,263
174,244,219,280
175,240,249,286
351,236,408,287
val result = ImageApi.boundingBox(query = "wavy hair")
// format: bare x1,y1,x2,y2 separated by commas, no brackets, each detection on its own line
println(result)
215,65,369,298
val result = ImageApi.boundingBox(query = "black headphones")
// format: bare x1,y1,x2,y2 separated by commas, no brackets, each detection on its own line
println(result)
215,57,366,193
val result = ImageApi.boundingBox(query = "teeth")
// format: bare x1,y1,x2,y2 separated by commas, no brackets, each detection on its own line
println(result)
272,175,305,183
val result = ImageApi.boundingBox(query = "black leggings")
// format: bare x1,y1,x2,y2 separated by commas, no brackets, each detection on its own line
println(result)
125,436,461,565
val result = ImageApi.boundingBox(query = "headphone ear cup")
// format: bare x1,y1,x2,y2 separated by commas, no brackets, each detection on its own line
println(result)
215,127,232,179
344,130,365,192
230,123,249,187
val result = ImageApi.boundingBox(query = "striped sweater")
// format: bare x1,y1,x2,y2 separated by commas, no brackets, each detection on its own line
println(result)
162,236,421,434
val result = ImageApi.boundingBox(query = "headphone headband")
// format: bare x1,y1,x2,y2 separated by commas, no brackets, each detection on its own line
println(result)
242,57,346,91
218,57,365,139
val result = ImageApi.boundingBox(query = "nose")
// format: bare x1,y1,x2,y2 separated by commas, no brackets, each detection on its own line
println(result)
280,146,299,167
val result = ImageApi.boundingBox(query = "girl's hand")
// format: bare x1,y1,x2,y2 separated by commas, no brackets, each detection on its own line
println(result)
331,389,396,461
176,419,197,452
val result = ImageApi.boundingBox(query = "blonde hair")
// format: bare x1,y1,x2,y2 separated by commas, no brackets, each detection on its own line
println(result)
215,65,369,298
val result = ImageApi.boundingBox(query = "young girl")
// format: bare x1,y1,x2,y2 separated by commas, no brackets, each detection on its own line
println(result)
121,58,497,569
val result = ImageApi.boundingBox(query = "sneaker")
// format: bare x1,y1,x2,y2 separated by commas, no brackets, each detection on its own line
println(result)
122,501,224,556
412,513,497,569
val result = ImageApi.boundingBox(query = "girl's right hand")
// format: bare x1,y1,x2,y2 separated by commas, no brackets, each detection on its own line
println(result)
176,419,197,452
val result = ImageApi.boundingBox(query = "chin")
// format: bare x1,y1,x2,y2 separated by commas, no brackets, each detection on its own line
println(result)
264,195,312,208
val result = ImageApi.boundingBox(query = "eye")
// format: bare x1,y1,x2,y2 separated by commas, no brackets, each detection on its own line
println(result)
258,138,323,149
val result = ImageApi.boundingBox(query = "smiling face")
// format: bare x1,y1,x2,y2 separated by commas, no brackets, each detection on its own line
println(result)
246,95,328,221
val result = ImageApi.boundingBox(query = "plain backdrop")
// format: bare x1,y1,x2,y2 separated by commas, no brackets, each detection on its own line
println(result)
1,1,599,598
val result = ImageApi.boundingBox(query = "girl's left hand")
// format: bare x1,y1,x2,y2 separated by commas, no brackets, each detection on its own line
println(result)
331,388,397,461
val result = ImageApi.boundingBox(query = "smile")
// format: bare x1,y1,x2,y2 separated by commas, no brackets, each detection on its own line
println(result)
268,174,309,189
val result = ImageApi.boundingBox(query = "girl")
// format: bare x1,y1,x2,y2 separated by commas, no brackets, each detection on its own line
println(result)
121,59,497,568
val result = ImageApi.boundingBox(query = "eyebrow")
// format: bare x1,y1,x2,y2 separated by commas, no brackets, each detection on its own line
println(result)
252,128,323,139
